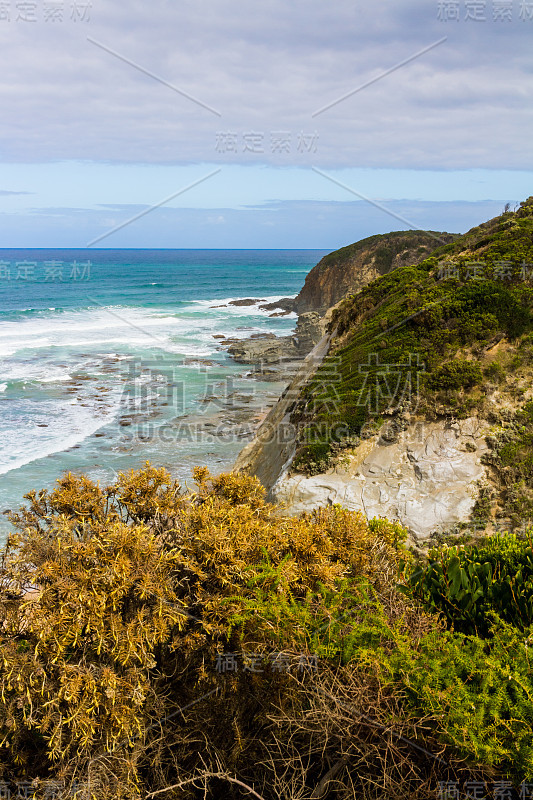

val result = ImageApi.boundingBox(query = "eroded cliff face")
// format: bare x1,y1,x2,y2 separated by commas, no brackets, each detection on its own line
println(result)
293,230,457,314
272,416,490,545
233,333,332,489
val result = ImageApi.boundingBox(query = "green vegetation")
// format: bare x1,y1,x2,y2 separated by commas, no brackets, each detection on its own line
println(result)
427,359,483,391
480,399,533,525
2,466,533,797
316,229,456,274
389,618,533,779
397,530,533,779
292,197,533,476
403,532,533,635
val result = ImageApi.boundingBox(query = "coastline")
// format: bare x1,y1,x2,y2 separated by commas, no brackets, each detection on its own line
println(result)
0,248,332,543
0,293,307,543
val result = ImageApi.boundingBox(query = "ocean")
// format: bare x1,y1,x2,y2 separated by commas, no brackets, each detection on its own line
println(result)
0,249,328,543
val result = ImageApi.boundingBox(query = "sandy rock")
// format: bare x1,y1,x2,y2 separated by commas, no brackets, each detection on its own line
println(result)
294,312,324,354
272,417,490,542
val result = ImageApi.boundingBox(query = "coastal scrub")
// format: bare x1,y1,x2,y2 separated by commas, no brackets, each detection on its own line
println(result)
1,466,533,797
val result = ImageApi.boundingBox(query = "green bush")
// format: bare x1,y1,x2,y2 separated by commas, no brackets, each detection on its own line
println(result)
402,532,533,636
483,361,506,382
390,618,533,780
483,401,533,521
427,359,483,391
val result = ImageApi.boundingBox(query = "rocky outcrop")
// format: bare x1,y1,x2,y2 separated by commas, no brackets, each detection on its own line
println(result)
292,230,458,315
226,312,325,365
227,335,298,364
272,416,490,544
293,312,324,352
260,299,296,313
228,298,265,307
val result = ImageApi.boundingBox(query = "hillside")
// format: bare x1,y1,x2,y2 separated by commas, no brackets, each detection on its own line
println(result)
291,229,458,314
237,198,533,545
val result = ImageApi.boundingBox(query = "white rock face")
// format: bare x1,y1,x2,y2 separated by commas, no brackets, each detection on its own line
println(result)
272,417,490,542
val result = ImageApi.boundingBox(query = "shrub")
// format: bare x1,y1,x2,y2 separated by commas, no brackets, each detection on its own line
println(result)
3,467,533,797
391,618,533,780
483,361,506,382
402,532,533,636
0,465,410,798
427,359,483,391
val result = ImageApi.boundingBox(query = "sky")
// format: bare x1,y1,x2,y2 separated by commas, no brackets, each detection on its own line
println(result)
0,0,532,248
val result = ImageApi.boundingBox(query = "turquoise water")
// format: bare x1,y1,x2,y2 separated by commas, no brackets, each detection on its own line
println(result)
0,249,327,542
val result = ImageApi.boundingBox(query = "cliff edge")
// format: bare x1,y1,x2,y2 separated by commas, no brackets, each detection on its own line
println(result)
235,199,533,546
291,229,458,314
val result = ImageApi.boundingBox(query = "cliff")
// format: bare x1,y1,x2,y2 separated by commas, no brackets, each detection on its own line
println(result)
273,415,490,544
225,232,454,368
224,233,457,377
233,331,332,489
235,198,533,546
291,229,458,314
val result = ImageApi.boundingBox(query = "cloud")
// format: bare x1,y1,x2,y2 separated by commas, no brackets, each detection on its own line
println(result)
0,190,33,196
0,0,531,169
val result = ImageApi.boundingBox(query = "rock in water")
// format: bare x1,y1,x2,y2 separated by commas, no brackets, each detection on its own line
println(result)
227,336,298,364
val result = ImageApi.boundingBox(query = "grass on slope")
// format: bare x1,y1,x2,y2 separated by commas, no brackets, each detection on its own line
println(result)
292,198,533,480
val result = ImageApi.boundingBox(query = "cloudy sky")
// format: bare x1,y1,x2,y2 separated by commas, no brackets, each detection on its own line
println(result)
0,0,531,248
